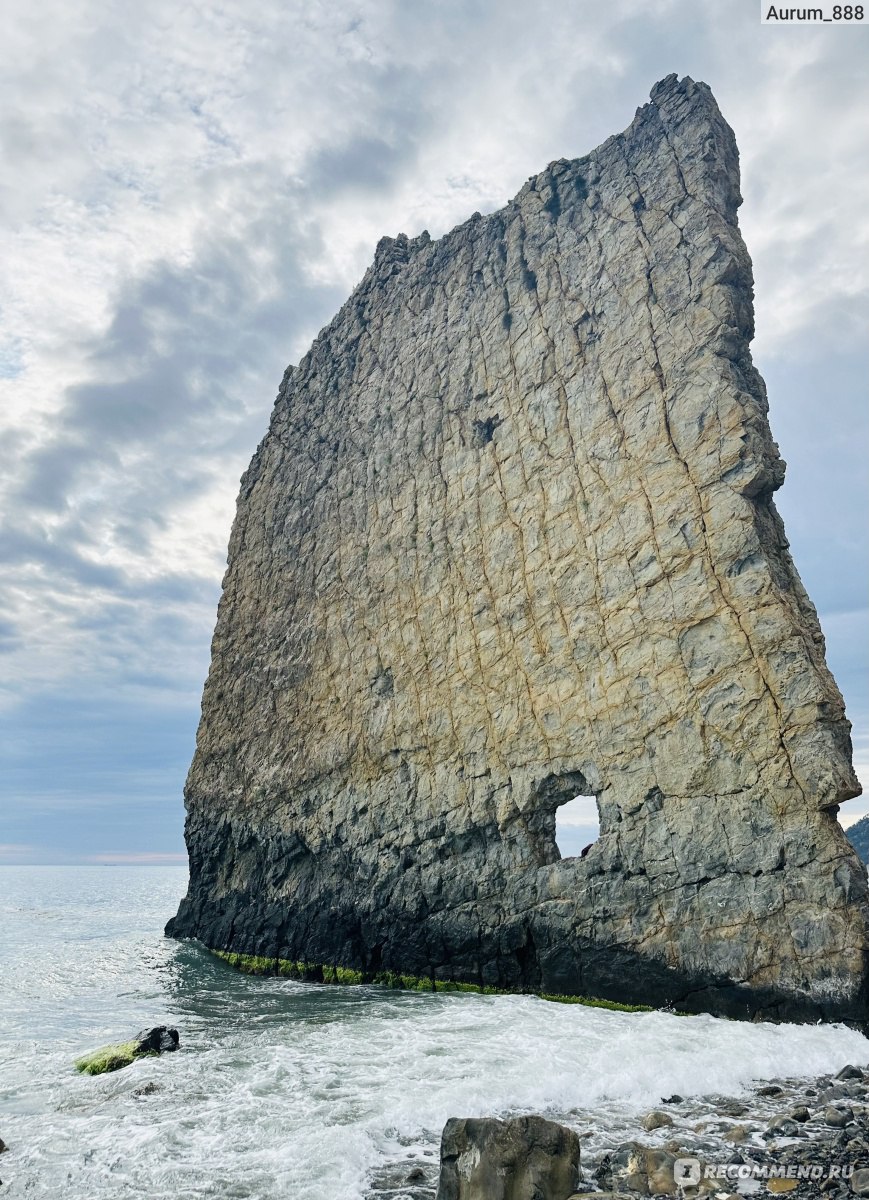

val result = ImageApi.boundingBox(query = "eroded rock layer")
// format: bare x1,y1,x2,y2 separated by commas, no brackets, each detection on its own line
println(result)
168,75,868,1022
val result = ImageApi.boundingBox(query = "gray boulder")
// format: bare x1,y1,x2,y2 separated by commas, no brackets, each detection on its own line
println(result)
436,1115,581,1200
763,1115,801,1139
837,1065,865,1081
134,1026,179,1054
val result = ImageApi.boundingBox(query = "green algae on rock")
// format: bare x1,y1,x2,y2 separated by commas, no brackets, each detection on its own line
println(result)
74,1026,180,1076
211,947,662,1011
75,1041,147,1076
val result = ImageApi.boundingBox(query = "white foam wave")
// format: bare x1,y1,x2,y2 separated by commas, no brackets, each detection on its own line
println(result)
1,867,866,1200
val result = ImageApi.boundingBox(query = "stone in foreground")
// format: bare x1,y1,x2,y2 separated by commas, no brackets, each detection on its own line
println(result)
436,1116,581,1200
597,1143,680,1197
167,73,868,1022
75,1026,179,1076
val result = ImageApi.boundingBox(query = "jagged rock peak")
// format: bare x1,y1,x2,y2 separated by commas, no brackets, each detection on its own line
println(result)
168,76,868,1024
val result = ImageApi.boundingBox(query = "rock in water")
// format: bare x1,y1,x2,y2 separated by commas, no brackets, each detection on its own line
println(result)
436,1116,581,1200
74,1027,180,1076
166,73,868,1022
133,1026,180,1054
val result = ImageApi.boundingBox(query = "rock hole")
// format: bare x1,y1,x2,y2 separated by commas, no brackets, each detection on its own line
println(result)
526,770,601,863
554,794,600,860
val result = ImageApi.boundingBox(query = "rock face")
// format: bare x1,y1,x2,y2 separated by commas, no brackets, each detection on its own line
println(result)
167,74,868,1022
436,1116,581,1200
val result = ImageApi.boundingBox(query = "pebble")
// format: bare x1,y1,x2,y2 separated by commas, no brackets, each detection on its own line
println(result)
852,1168,869,1196
719,1101,749,1117
764,1115,801,1138
132,1082,161,1098
641,1111,674,1131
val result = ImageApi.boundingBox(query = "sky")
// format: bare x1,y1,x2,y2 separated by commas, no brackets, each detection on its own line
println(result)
1,0,866,865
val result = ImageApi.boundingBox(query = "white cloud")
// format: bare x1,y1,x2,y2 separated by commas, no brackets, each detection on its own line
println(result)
554,796,601,827
84,852,188,864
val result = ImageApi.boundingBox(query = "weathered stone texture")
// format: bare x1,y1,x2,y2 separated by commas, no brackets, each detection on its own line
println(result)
167,75,868,1022
436,1116,581,1200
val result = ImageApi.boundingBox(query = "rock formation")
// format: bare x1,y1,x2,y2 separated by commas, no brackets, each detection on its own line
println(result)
436,1116,581,1200
167,74,868,1022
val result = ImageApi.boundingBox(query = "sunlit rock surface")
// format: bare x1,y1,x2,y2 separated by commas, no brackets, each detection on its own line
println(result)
167,74,868,1023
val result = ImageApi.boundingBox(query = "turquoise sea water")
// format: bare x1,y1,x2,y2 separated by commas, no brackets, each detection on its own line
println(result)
1,865,868,1199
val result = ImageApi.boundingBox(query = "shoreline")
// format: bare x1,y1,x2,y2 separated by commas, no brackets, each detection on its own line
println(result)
370,1063,869,1198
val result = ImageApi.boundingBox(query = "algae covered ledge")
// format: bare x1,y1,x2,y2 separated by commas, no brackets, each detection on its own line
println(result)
208,947,659,1014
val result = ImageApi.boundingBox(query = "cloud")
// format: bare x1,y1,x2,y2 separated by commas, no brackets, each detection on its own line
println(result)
0,844,187,865
0,843,40,859
84,852,188,864
1,0,866,859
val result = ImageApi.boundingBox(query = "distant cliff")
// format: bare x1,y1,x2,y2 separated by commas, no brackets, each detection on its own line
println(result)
167,75,868,1024
848,817,869,865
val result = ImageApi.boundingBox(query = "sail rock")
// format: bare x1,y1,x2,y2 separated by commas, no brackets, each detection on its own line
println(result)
168,74,868,1023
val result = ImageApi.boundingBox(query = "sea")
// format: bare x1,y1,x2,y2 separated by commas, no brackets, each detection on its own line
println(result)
2,864,867,1199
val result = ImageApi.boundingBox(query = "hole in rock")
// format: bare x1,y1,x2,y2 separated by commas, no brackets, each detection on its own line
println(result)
526,771,601,865
554,794,600,860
